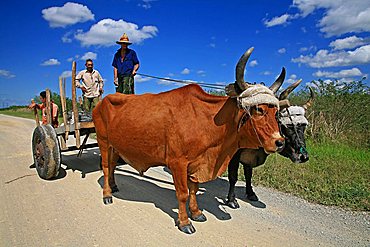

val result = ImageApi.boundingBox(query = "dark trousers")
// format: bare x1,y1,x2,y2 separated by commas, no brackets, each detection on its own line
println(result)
116,75,135,94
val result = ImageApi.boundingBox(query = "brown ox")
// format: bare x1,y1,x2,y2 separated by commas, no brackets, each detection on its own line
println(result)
93,48,284,234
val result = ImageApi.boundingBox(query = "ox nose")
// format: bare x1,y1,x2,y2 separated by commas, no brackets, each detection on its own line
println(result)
300,154,309,163
275,139,284,149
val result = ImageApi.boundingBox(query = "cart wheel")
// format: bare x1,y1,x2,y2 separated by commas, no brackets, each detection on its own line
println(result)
32,124,61,179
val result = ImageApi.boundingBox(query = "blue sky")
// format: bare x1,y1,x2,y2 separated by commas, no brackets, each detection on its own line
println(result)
1,0,370,107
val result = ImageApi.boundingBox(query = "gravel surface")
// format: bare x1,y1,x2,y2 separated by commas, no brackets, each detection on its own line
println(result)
0,114,368,247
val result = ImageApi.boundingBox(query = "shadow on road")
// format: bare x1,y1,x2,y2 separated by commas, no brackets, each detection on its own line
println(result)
97,167,267,224
60,148,101,178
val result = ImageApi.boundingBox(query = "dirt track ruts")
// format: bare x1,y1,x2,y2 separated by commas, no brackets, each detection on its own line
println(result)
0,114,368,246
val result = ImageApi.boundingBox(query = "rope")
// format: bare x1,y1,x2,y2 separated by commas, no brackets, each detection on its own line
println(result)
136,73,226,90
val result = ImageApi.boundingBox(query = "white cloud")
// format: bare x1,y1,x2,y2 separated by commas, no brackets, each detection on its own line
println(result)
42,2,94,28
262,71,271,75
313,68,364,78
264,13,290,27
80,52,97,60
60,71,72,78
292,0,370,37
67,55,80,62
0,69,15,78
292,44,370,68
209,43,216,48
62,31,73,43
168,73,175,77
135,75,152,83
278,48,286,54
197,70,206,76
286,74,298,84
299,45,317,53
249,60,258,67
75,18,158,47
181,68,190,75
329,35,370,50
138,0,156,9
41,59,61,66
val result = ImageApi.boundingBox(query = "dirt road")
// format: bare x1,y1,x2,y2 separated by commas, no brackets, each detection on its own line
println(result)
0,114,368,246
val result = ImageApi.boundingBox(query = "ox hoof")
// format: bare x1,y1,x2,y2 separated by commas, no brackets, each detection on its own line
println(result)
103,196,113,205
226,198,240,209
191,213,207,222
111,186,119,193
178,223,196,234
246,193,259,202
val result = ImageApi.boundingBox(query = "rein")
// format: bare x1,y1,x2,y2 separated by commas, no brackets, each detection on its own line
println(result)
136,73,226,90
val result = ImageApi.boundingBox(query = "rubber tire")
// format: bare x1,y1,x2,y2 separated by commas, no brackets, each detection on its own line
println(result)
32,124,61,179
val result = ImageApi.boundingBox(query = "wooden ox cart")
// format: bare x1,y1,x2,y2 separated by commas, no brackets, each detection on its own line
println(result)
31,61,98,179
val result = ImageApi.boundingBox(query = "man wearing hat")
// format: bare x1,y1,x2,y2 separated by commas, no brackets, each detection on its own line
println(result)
112,33,140,94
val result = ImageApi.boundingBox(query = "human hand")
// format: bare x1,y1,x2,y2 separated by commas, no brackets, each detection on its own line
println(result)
132,71,137,76
81,86,87,93
28,102,36,109
99,88,104,94
114,77,118,86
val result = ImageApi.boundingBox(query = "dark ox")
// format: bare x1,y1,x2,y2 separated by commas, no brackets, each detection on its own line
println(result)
226,80,314,208
93,48,284,234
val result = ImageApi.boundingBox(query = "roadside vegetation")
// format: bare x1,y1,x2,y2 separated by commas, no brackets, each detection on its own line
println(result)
1,80,369,211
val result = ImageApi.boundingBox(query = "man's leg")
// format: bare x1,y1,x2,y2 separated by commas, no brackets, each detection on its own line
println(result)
83,96,90,112
91,97,100,111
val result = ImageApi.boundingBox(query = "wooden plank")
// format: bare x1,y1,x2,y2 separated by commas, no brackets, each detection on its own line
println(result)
45,89,51,125
58,77,67,150
63,77,70,140
79,122,95,129
71,61,80,148
60,143,99,152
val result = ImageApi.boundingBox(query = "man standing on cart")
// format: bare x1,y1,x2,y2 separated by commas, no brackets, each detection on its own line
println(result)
75,59,104,113
112,33,140,94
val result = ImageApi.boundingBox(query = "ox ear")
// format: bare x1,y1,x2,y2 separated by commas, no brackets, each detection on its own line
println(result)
279,99,290,109
225,82,244,97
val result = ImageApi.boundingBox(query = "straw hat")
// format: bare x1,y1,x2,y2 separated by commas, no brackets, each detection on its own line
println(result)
116,33,132,45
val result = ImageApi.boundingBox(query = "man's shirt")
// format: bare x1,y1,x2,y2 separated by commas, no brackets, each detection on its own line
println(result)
75,70,104,98
112,48,139,77
40,102,59,127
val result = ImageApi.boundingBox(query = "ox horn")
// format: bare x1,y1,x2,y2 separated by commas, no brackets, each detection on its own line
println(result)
279,79,302,100
302,87,315,110
269,67,286,93
235,47,254,91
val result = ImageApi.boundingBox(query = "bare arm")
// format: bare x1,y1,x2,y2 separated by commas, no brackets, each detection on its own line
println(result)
113,67,118,86
132,63,140,76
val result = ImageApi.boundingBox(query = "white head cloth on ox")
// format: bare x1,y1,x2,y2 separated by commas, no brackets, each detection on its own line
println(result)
237,84,279,110
279,106,308,126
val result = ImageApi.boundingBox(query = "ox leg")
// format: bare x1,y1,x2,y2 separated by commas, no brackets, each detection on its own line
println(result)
171,165,195,234
108,148,120,193
188,179,207,222
226,150,241,209
244,165,259,201
101,146,113,205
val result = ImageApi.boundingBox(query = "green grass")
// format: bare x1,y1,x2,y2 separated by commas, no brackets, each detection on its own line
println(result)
251,140,369,211
0,107,36,120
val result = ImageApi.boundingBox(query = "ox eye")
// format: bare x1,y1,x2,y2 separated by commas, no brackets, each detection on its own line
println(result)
255,107,265,115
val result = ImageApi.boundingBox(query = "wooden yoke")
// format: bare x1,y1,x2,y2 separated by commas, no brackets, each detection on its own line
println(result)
71,61,81,148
